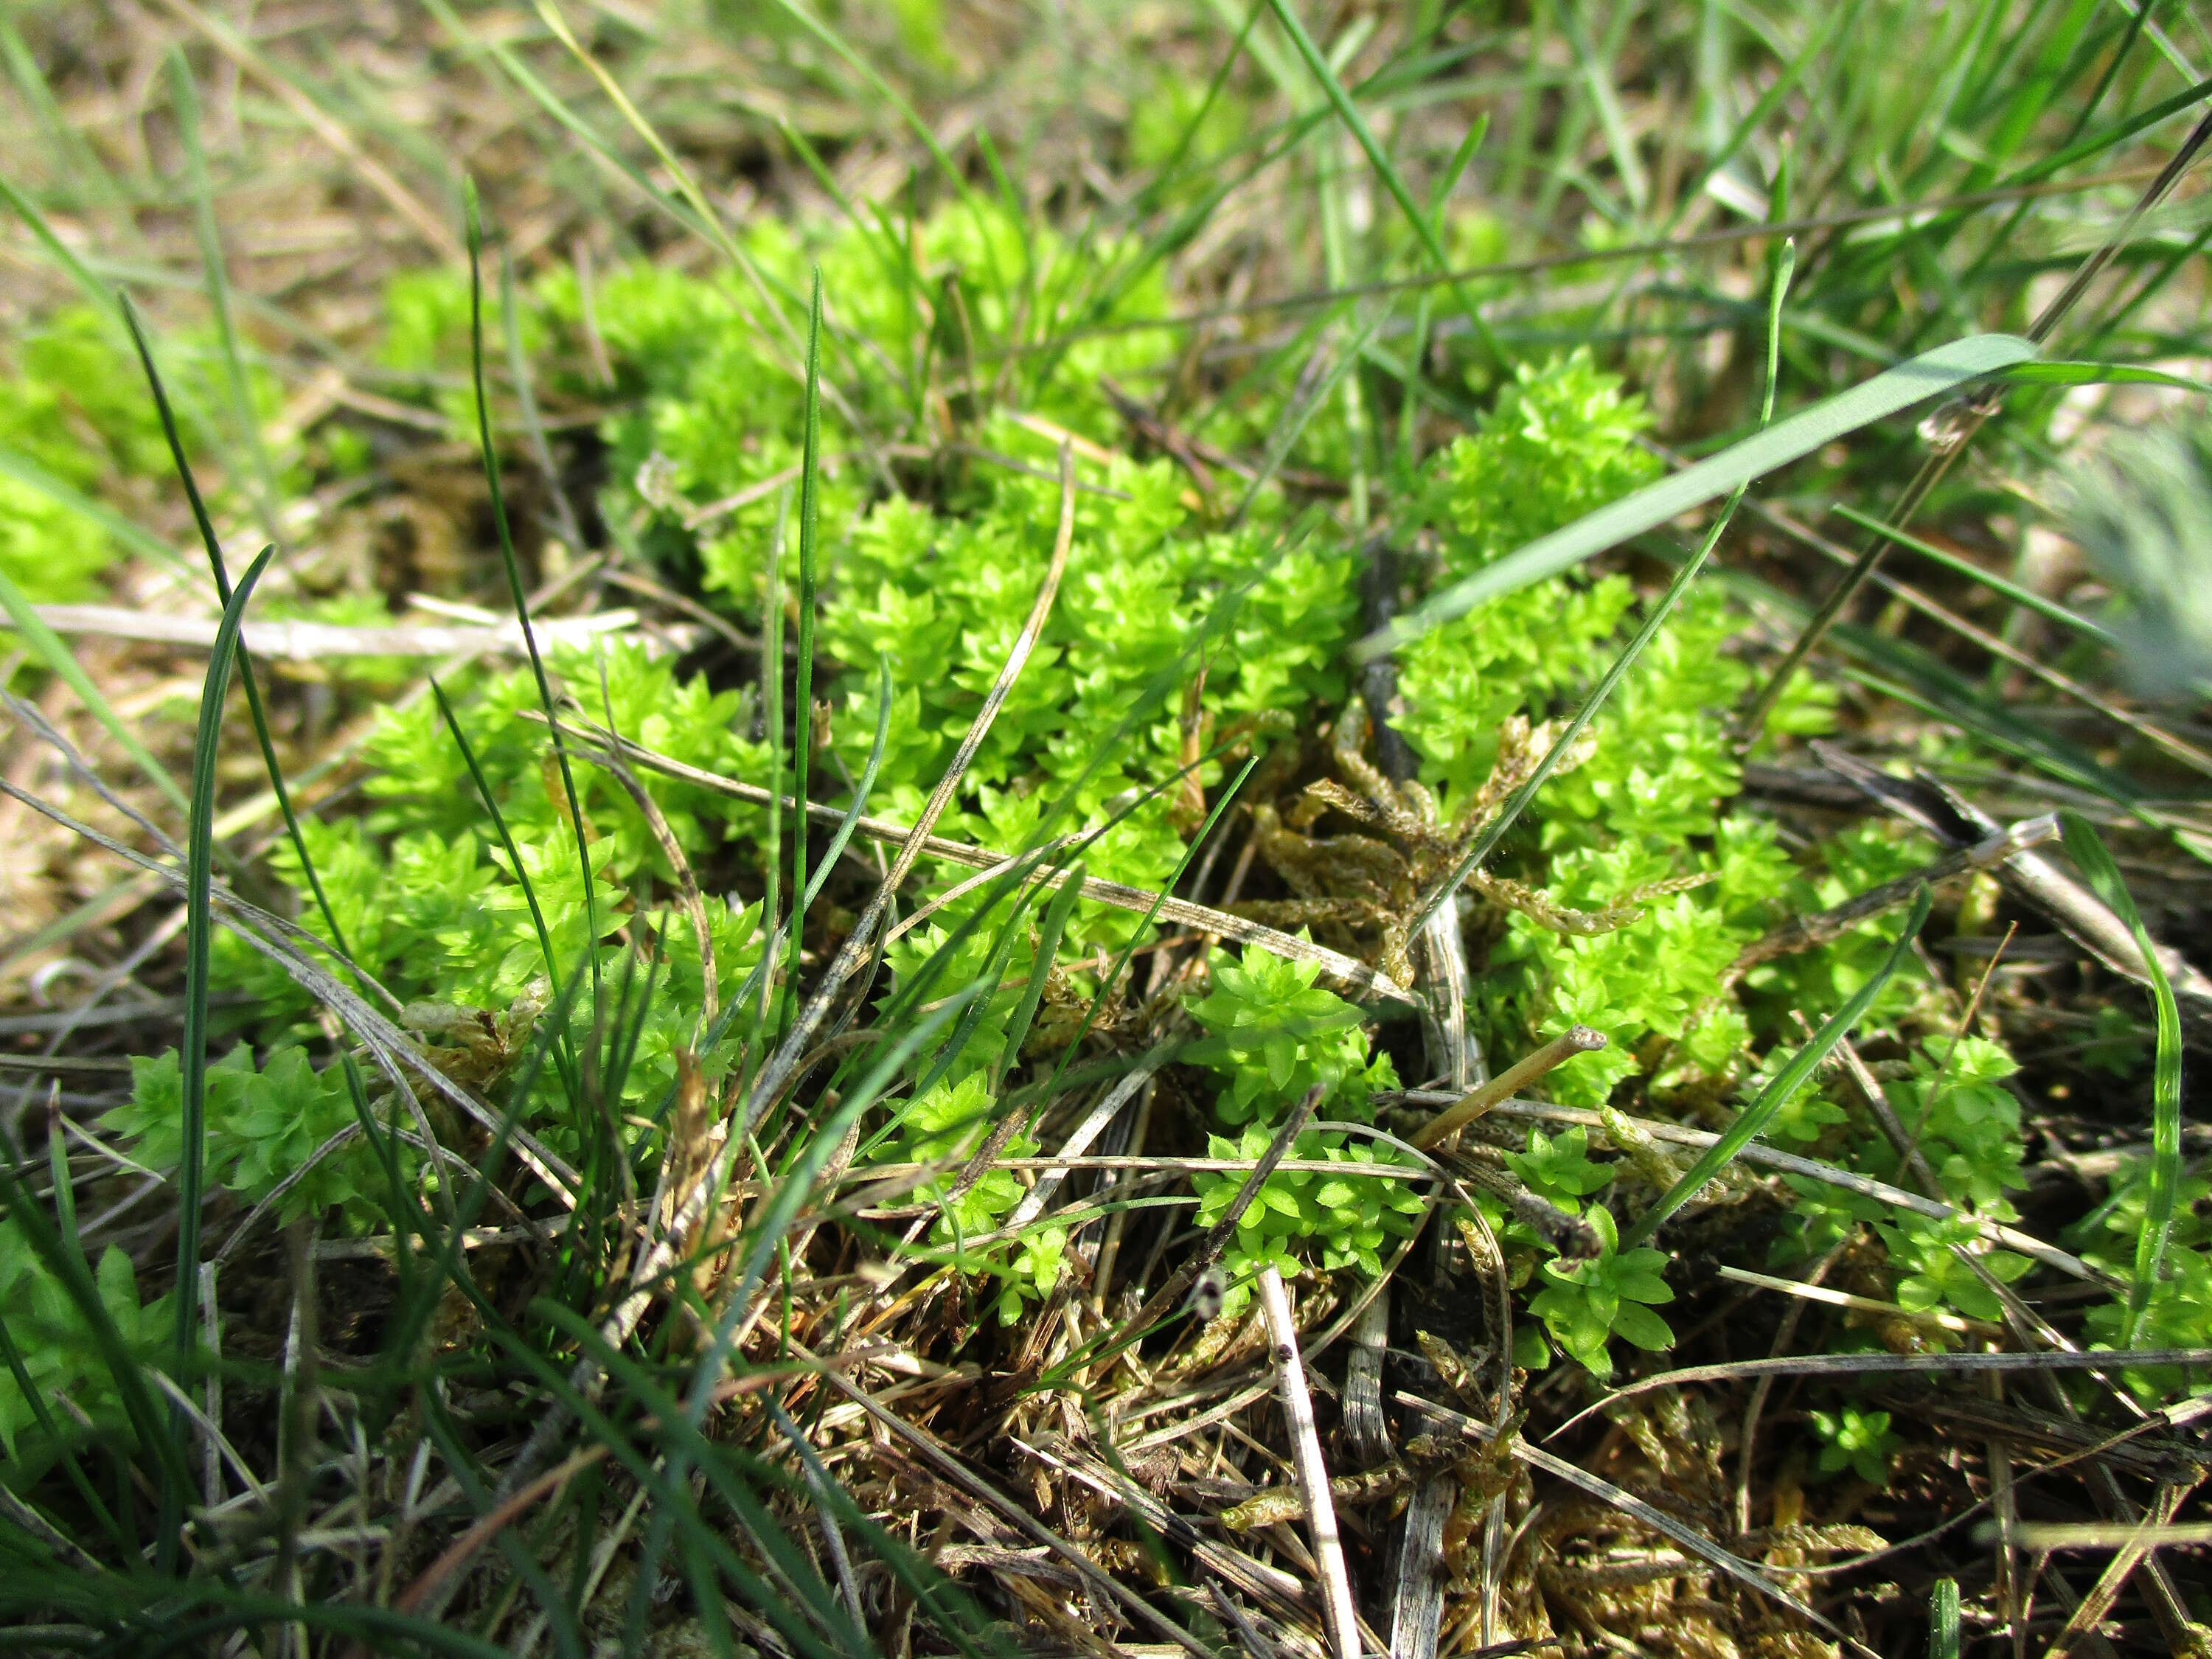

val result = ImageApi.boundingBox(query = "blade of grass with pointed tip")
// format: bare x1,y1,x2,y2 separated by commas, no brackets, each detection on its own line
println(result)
2059,813,2183,1346
1930,1578,1961,1659
1360,333,2039,659
1998,358,2212,393
167,541,276,1570
465,180,602,1031
120,291,422,1265
1623,886,1933,1251
169,49,282,545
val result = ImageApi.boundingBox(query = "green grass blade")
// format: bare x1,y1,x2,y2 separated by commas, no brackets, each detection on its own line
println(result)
1361,332,2039,658
1829,503,2115,647
1264,0,1496,355
430,680,560,992
500,250,585,556
801,658,892,914
0,564,189,818
993,863,1086,1088
1997,360,2212,394
1930,1577,1961,1659
760,0,990,226
167,49,282,545
2059,812,2183,1347
761,487,790,1020
1623,886,1933,1251
465,179,603,1028
785,271,824,1004
119,295,369,991
0,170,124,322
170,540,277,1565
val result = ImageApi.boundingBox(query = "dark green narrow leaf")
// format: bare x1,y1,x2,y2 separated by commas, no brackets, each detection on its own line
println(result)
1930,1578,1961,1659
785,271,825,1003
1624,886,1933,1250
761,487,790,1018
2059,813,2183,1345
465,179,602,1027
118,296,366,987
995,864,1087,1087
1996,360,2212,394
167,541,277,1567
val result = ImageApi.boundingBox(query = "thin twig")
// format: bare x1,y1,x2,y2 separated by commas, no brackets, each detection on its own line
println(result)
1411,1026,1607,1151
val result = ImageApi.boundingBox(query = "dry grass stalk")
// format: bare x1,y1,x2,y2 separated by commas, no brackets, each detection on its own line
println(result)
1257,1265,1362,1659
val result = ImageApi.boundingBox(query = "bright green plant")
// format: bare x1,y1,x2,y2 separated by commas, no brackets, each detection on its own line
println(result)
1186,947,1422,1312
1525,1203,1674,1377
817,456,1359,942
1874,1214,2031,1326
151,224,2046,1400
1882,1036,2027,1213
1808,1404,1901,1484
2070,1153,2212,1397
1503,1124,1615,1212
875,1072,1065,1326
107,1044,389,1225
0,1223,171,1479
1,305,293,611
0,308,184,603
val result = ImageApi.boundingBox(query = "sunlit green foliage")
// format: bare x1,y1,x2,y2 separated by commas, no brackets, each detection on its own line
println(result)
0,1225,169,1480
1525,1204,1674,1377
1188,950,1422,1312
